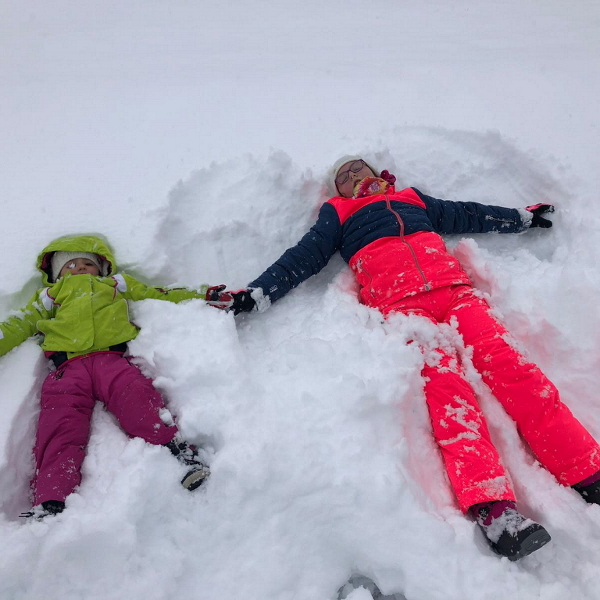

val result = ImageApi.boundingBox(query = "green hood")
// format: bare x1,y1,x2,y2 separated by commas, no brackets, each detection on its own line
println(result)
38,234,117,285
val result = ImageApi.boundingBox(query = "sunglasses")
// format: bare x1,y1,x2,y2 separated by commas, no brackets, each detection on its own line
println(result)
335,159,367,186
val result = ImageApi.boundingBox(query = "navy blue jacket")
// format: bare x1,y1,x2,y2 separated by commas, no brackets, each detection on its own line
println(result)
249,187,527,310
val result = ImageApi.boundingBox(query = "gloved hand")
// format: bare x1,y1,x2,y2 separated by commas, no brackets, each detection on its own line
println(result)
526,203,555,228
205,285,256,315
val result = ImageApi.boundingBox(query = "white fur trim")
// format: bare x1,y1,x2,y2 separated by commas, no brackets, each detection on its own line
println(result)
249,287,271,312
112,274,127,292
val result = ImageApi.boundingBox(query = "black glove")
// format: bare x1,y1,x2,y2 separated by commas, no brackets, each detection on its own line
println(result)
525,203,555,228
229,290,256,315
205,285,256,315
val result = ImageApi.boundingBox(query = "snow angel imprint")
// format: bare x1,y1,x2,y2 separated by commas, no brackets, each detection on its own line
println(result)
0,234,216,519
206,155,600,561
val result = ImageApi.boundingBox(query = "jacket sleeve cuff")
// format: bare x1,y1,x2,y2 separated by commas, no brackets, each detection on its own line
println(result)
249,287,271,312
517,208,533,229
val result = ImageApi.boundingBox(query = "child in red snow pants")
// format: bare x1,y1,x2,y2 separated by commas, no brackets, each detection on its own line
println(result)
385,284,600,513
33,351,178,505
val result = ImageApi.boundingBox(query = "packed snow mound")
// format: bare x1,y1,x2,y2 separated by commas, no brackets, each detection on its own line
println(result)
2,130,600,599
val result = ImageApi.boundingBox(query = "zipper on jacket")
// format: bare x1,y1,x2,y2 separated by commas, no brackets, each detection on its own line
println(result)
356,258,376,298
384,195,432,291
484,215,516,225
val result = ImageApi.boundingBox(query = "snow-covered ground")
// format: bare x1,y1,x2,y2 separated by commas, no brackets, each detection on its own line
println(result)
1,2,600,599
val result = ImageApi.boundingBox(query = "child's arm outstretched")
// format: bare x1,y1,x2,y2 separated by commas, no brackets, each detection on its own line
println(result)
0,291,49,357
112,274,210,304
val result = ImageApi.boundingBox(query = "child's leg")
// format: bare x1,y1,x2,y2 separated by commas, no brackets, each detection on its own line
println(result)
448,288,600,486
421,345,516,512
89,353,178,444
387,293,516,513
92,353,209,491
33,363,95,505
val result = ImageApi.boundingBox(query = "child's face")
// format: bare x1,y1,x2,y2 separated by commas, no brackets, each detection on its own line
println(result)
59,258,100,279
335,159,375,198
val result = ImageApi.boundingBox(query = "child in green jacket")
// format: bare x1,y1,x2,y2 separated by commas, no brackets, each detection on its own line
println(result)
0,234,212,519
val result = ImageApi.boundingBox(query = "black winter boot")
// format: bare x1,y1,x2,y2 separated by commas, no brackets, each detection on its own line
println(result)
20,500,66,520
572,471,600,505
166,438,210,491
472,500,551,561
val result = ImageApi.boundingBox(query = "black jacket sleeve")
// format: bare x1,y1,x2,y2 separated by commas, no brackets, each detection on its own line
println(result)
414,188,527,234
248,203,342,305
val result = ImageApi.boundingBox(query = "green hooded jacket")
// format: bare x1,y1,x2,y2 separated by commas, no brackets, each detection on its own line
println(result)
0,234,210,359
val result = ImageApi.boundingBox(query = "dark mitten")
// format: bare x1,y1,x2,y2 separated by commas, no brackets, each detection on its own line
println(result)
526,203,555,228
230,290,256,315
205,285,256,315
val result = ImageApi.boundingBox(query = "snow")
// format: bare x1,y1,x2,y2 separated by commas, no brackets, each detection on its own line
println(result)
1,1,600,599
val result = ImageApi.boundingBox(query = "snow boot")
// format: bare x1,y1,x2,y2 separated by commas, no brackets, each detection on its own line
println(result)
472,500,551,561
165,438,210,491
20,500,65,520
572,471,600,505
337,574,407,600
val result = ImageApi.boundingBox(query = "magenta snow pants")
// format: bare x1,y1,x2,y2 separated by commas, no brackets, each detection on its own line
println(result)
33,352,178,505
385,285,600,513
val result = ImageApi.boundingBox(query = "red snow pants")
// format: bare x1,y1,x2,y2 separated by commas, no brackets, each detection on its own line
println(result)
384,284,600,512
33,352,178,505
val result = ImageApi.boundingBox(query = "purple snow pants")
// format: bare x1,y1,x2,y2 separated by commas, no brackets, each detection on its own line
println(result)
33,352,178,505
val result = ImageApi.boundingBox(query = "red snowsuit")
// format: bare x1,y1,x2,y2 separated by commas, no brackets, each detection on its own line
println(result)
248,186,600,511
384,284,599,511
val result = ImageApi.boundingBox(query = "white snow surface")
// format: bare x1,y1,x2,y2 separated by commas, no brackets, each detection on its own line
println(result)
2,1,600,599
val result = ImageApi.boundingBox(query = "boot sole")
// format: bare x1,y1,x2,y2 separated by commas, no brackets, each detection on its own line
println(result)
181,469,210,491
506,528,552,561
